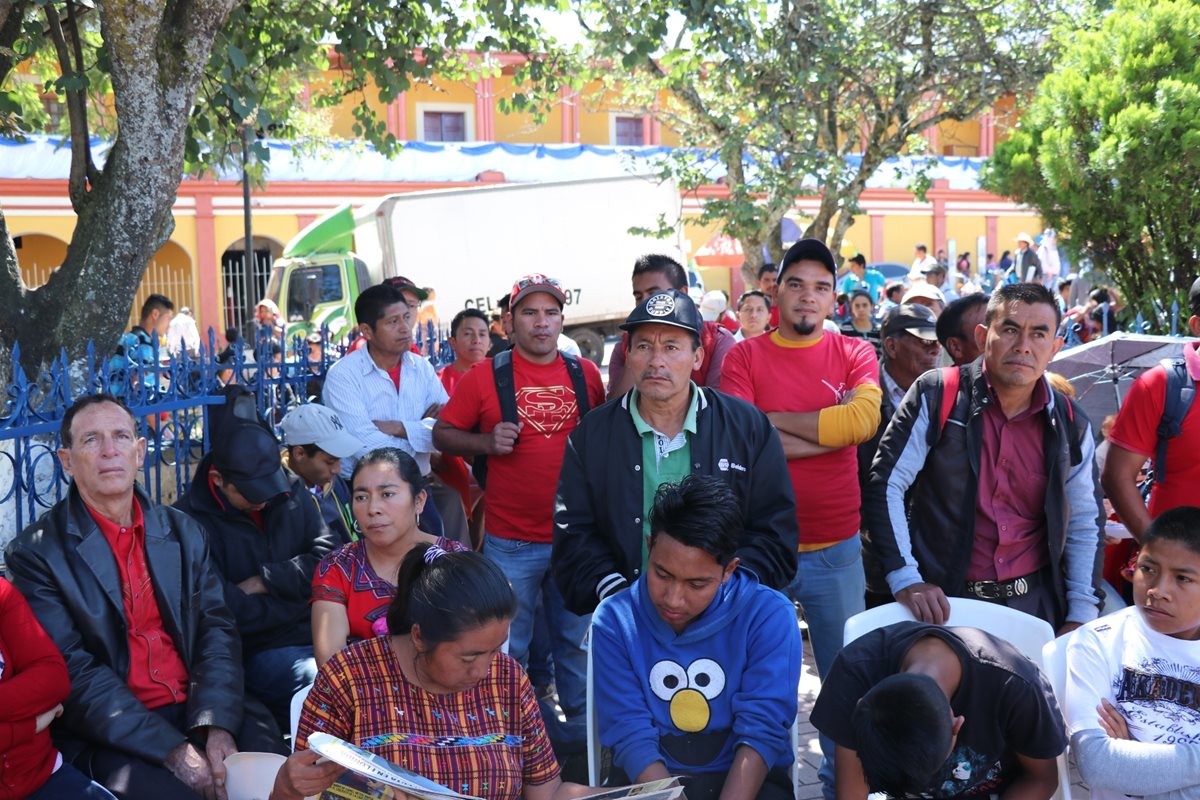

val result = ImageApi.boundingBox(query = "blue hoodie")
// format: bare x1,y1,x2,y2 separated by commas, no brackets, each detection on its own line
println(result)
591,569,801,781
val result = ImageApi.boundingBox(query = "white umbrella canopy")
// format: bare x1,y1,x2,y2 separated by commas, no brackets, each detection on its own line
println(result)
1049,332,1190,428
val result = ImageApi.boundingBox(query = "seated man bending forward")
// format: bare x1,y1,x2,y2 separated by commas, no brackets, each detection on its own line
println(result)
591,475,801,800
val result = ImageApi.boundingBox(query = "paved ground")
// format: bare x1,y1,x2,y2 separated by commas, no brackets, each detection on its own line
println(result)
794,634,1090,799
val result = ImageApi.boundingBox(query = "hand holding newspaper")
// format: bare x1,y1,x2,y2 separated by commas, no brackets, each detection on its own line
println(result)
307,732,687,800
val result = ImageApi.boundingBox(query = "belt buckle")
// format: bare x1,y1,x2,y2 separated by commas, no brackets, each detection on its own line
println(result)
967,581,1001,601
1011,577,1029,597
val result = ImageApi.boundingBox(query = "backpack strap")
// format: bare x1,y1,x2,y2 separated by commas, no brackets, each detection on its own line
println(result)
561,353,592,418
1155,358,1196,483
936,365,961,442
491,349,519,425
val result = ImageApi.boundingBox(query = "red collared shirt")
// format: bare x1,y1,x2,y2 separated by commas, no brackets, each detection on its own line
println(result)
86,500,189,709
968,372,1052,581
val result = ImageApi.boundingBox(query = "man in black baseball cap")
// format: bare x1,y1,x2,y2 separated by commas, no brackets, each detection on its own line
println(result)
175,419,335,729
554,288,798,618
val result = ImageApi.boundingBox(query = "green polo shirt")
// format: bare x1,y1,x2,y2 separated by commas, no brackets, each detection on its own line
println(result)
630,382,700,568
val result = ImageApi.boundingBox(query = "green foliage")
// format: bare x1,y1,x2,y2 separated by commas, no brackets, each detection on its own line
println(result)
983,0,1200,313
573,0,1080,267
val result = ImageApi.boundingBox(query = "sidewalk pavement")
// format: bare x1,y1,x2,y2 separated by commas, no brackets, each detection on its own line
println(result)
795,630,1091,799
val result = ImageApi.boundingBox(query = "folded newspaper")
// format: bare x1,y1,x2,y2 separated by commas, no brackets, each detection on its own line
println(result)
307,732,687,800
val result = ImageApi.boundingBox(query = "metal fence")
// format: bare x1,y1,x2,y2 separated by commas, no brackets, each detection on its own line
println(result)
0,322,453,551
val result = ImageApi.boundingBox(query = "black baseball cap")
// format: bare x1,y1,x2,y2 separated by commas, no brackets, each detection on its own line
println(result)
881,303,939,341
619,289,702,336
211,423,290,504
779,238,838,280
1190,275,1200,317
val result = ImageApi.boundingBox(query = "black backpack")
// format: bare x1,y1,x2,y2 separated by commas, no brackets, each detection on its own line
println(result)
471,349,592,488
1152,357,1196,484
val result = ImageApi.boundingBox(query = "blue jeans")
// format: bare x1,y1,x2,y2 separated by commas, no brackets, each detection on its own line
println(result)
483,534,589,751
245,644,318,730
28,762,117,800
786,534,865,800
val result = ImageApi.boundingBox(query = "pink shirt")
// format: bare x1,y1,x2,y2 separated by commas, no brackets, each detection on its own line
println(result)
969,374,1051,581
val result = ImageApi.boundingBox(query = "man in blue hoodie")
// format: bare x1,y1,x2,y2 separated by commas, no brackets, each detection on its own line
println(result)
591,475,801,800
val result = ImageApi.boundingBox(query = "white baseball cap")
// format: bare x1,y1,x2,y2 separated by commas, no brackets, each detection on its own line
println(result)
279,404,361,459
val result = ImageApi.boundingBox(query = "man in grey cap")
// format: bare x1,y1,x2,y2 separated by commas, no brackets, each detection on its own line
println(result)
280,403,363,544
175,418,335,730
858,304,942,604
553,288,798,616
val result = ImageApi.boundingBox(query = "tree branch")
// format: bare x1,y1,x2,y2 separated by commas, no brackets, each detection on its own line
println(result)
44,2,94,212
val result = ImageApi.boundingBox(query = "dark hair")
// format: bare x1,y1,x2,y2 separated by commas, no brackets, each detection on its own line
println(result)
885,284,904,301
850,290,873,306
450,308,489,337
355,284,406,330
916,244,928,253
849,254,867,266
736,290,771,311
1191,276,1200,317
61,393,138,448
139,293,174,323
497,294,511,312
1089,303,1119,334
985,283,1062,328
757,263,777,281
350,447,426,498
852,673,954,796
225,327,241,344
1088,287,1112,305
648,475,743,565
936,294,988,347
1142,506,1200,557
1000,249,1011,259
386,544,517,644
1056,277,1073,290
632,254,687,290
289,443,322,459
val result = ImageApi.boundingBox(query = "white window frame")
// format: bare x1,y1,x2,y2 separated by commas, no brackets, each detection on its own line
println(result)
415,102,475,142
609,112,646,146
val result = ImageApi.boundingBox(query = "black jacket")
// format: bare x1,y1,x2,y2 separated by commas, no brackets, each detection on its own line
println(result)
175,454,334,655
862,359,1105,624
4,485,243,765
553,387,798,616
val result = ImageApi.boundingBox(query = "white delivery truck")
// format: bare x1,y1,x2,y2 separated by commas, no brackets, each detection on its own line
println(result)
264,175,683,363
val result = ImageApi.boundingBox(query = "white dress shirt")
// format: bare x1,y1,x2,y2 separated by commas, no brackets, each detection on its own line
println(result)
322,346,448,477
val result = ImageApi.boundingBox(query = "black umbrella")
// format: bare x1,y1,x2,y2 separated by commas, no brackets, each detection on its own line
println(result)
1049,332,1188,427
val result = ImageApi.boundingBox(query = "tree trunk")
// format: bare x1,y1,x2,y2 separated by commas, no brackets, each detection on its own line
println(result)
0,0,239,374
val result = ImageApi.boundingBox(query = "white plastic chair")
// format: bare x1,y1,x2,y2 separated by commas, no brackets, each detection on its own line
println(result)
290,683,313,752
843,597,1055,664
842,599,1069,800
223,751,287,800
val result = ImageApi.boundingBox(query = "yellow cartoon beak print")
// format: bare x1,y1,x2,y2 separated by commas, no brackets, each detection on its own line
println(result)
649,658,727,733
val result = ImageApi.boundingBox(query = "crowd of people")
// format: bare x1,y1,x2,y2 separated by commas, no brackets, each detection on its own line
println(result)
2,239,1199,800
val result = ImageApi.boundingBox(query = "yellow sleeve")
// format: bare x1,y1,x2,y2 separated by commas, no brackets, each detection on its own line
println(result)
816,383,883,447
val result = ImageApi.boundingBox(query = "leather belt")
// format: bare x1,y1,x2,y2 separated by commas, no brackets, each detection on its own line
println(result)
965,569,1042,601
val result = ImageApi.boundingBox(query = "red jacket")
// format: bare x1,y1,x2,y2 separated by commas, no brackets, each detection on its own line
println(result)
0,578,70,799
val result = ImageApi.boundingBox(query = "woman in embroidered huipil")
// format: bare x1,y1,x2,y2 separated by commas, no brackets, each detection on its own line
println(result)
311,448,466,666
275,545,591,800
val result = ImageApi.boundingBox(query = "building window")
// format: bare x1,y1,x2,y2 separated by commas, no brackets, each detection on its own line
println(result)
614,115,645,146
423,111,467,142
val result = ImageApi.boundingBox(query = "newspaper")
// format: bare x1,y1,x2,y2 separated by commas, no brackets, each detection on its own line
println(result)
308,732,687,800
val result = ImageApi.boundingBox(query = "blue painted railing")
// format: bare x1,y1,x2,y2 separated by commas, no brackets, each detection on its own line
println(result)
0,322,452,544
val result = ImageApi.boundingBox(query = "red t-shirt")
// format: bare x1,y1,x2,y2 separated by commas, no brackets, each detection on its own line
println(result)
86,500,190,709
439,350,605,542
439,362,473,396
1107,342,1200,517
721,331,879,545
312,537,467,641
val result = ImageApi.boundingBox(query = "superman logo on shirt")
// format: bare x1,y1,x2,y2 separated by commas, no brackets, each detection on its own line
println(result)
517,385,579,437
